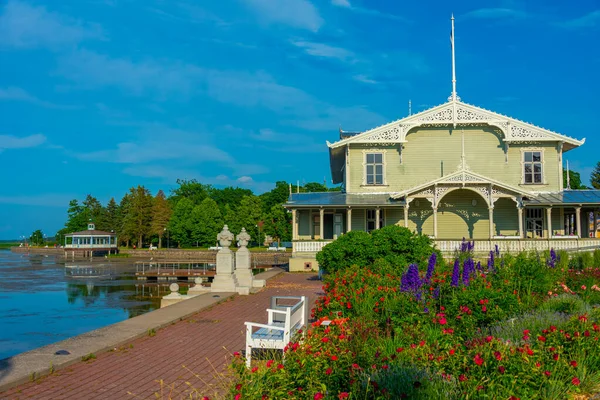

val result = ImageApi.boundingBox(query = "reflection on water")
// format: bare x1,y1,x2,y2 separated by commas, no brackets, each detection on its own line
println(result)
0,250,190,360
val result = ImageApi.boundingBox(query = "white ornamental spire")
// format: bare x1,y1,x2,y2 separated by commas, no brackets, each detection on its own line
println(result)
450,13,458,102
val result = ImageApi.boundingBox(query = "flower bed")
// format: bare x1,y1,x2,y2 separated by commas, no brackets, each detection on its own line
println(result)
229,245,600,399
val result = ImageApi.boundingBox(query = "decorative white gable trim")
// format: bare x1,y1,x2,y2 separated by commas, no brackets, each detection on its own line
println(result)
327,99,584,149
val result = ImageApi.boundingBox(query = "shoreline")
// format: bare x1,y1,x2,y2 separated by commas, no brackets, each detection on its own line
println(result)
0,267,285,393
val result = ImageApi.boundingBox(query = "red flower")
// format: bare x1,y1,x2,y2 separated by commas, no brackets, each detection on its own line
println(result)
553,353,559,361
482,305,487,312
535,362,541,368
396,347,404,353
233,352,241,357
544,371,551,377
572,377,581,386
439,317,447,325
352,363,361,369
449,349,456,355
494,351,502,361
235,395,241,400
538,336,546,342
346,302,352,309
419,340,425,347
266,360,274,368
277,364,284,370
498,366,506,374
570,360,578,367
459,374,467,382
314,393,325,400
523,329,530,335
322,337,329,343
474,354,484,366
509,397,520,400
325,368,333,375
338,393,349,399
236,384,242,391
251,367,258,373
331,355,338,361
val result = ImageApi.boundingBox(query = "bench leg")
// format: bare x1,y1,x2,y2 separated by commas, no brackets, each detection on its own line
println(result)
245,344,252,368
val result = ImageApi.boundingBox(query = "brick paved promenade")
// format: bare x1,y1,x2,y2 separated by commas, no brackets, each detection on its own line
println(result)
1,273,323,400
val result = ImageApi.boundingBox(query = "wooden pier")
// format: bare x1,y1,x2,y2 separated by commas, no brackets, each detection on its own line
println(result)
134,261,273,280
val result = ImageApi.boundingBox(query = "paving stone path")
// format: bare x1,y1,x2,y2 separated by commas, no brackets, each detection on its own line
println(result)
1,273,323,400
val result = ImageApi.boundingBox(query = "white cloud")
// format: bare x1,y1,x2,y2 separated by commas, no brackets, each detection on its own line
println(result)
559,10,600,29
353,74,378,84
241,0,323,32
463,8,527,20
331,0,351,8
0,134,46,150
237,176,253,183
0,0,104,49
291,40,355,61
0,193,74,207
0,87,77,109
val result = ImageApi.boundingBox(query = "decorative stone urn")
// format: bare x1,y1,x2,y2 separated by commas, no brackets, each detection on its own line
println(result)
236,228,265,290
211,225,238,292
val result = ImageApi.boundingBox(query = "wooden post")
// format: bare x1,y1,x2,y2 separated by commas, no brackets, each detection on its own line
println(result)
489,207,494,239
518,206,524,238
291,209,298,240
375,208,380,230
404,205,409,228
319,208,324,240
546,207,553,239
575,206,582,238
433,207,438,238
347,208,352,233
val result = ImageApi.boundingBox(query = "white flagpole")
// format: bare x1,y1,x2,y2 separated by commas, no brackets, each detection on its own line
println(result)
451,14,457,101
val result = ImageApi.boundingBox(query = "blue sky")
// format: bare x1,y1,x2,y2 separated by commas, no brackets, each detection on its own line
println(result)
0,0,599,240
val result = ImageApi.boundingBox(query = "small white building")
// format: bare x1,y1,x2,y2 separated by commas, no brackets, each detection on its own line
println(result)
64,222,118,258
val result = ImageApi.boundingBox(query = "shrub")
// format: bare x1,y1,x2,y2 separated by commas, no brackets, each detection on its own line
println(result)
317,226,438,274
594,249,600,268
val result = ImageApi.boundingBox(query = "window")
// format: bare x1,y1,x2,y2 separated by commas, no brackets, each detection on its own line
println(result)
523,151,543,184
365,153,384,185
526,208,543,238
366,209,384,233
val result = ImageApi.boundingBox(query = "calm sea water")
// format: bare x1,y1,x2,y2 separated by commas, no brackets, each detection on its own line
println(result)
0,250,178,360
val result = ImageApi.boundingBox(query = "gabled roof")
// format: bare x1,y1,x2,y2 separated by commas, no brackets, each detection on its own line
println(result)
327,99,585,151
391,168,531,200
65,229,117,236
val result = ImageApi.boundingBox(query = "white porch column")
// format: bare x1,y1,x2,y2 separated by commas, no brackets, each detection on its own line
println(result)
489,207,494,239
347,208,352,232
375,207,380,230
404,205,409,228
518,206,524,239
575,206,582,238
319,208,324,239
292,209,298,240
546,207,553,239
309,208,314,239
433,207,438,238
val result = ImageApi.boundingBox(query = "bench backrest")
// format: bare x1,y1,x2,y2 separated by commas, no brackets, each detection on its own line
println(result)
267,296,306,337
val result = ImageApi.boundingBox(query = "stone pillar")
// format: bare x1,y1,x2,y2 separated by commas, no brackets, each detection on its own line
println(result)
235,228,264,292
211,225,239,293
292,209,298,240
546,207,553,239
404,205,409,228
433,207,438,238
575,207,582,238
518,206,524,238
489,207,495,239
375,208,380,230
347,208,352,232
319,208,324,239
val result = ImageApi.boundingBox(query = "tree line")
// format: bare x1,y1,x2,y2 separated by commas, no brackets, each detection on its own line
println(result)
56,180,340,248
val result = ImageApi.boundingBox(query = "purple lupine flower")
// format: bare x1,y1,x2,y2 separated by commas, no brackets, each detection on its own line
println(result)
432,286,440,299
495,244,500,257
460,238,468,253
462,258,475,286
415,291,422,302
547,248,558,268
468,241,474,252
476,261,482,272
400,264,421,293
424,253,437,284
423,307,429,313
451,259,461,287
487,250,495,272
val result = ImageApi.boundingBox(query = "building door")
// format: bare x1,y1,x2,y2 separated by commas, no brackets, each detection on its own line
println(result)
526,208,544,238
333,214,343,239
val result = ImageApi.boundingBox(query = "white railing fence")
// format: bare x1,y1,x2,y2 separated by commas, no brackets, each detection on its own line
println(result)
292,241,333,253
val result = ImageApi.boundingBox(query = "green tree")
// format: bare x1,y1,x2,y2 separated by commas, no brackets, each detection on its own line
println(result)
563,168,587,189
150,190,172,248
56,199,88,243
591,161,600,189
209,186,253,212
122,186,153,248
302,182,328,192
169,179,212,206
223,204,241,236
190,198,223,247
83,194,104,225
168,197,195,247
103,198,119,233
235,196,264,246
263,205,291,243
259,181,290,213
117,193,132,246
29,229,44,246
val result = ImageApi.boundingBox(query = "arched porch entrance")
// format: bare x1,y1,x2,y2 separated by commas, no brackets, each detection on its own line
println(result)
437,189,489,239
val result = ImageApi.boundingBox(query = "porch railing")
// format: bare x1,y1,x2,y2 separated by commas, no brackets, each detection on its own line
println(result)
64,244,119,249
293,241,333,253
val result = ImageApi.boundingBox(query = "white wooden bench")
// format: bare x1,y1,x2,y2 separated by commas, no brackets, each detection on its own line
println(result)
267,245,278,251
244,296,307,367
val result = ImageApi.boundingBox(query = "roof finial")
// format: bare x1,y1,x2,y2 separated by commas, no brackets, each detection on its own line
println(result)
450,13,458,102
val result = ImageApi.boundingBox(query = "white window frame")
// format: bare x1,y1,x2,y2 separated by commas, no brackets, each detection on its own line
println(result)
362,149,387,186
521,148,545,185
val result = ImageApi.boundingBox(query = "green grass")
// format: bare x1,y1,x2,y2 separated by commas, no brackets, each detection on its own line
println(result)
0,242,18,249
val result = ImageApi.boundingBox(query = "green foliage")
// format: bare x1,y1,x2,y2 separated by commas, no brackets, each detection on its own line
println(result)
316,226,437,274
169,179,211,206
262,205,291,243
590,161,600,189
29,229,44,246
122,186,154,248
168,198,195,248
190,198,223,247
595,249,600,268
81,353,96,362
150,190,171,248
563,168,587,189
235,196,264,245
259,181,290,214
208,186,253,212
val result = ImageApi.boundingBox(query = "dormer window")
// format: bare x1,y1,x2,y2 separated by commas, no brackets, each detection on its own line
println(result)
523,151,543,184
365,153,384,185
88,223,95,230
